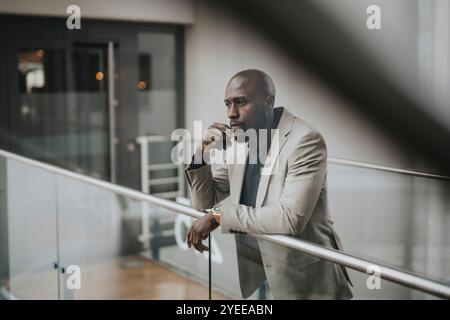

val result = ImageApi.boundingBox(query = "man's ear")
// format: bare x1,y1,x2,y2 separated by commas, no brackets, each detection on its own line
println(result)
266,95,275,109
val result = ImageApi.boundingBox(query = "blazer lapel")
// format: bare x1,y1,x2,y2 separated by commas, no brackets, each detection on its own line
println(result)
255,108,294,207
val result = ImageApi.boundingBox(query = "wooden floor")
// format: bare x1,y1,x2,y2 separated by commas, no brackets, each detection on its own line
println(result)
73,256,233,300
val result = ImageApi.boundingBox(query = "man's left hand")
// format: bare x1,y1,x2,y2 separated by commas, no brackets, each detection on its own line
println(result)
187,212,219,252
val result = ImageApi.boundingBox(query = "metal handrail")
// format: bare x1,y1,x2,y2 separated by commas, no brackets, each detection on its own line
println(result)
328,157,450,180
0,149,449,299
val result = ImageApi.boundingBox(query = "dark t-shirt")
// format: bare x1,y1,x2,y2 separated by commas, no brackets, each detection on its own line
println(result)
239,107,283,207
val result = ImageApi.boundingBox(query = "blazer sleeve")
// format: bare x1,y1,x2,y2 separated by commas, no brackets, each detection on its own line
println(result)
185,162,230,210
220,131,327,235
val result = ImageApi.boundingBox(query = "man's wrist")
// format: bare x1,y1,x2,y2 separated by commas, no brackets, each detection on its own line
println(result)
188,152,206,170
212,212,221,225
212,205,222,225
207,212,218,227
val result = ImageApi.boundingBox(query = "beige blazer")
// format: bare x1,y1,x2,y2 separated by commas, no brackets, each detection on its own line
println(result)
185,107,353,299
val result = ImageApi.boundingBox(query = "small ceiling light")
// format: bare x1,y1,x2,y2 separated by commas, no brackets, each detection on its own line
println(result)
96,72,104,81
35,50,45,58
137,81,147,90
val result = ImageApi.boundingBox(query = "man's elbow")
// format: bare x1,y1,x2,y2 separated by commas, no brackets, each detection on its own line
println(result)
191,202,204,211
279,205,308,236
190,196,214,211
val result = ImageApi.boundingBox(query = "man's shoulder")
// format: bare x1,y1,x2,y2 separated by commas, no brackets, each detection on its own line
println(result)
283,115,327,163
288,113,326,146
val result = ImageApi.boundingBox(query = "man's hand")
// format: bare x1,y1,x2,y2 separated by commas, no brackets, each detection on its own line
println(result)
187,212,219,252
193,123,231,164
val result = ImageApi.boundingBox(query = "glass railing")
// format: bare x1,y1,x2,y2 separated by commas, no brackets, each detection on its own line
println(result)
0,149,449,300
326,159,450,299
0,150,213,299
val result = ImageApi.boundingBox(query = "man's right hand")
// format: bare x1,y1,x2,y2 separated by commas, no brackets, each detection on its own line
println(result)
194,122,231,163
203,123,231,153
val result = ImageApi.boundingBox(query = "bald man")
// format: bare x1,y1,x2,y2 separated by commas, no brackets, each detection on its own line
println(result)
185,69,353,299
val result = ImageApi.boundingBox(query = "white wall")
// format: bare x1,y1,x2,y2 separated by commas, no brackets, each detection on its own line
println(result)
184,1,427,172
315,0,419,95
314,0,450,131
0,0,194,24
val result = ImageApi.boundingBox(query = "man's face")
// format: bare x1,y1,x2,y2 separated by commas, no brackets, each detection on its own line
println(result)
224,77,267,132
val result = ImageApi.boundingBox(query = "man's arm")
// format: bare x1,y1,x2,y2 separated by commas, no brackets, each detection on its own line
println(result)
220,131,327,235
185,162,230,253
185,162,230,210
184,122,231,210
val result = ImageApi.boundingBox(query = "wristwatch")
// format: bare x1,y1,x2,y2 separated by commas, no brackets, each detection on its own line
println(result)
212,205,222,225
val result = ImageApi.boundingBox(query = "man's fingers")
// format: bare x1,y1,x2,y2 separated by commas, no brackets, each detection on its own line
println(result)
188,229,210,253
209,122,230,132
187,227,193,248
187,228,191,248
193,231,201,247
202,123,232,153
193,242,209,253
203,130,222,148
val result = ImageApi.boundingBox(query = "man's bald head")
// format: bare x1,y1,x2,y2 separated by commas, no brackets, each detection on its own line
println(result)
227,69,276,100
224,69,276,131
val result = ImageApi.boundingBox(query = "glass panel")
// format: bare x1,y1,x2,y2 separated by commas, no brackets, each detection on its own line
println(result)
16,44,110,180
0,153,212,299
213,236,442,300
327,163,450,284
152,208,232,299
0,155,59,300
54,172,215,299
209,164,449,300
54,182,212,300
211,232,259,300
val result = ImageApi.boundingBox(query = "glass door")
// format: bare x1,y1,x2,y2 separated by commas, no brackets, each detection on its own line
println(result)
9,38,117,181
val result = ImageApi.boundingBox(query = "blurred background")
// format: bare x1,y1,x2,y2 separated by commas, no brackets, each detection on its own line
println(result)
0,0,449,300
